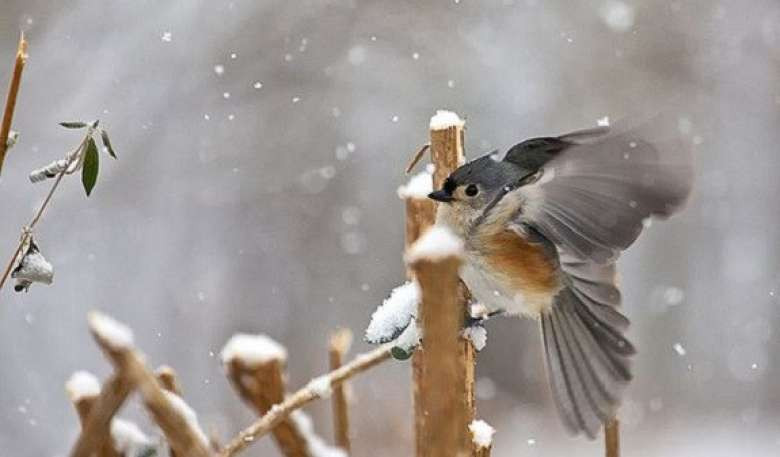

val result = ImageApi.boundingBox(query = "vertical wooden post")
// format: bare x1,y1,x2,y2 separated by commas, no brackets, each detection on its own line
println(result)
406,110,475,457
328,328,353,453
605,418,620,457
408,227,469,457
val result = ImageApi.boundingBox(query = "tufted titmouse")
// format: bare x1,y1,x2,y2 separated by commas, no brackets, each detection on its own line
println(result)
428,123,693,438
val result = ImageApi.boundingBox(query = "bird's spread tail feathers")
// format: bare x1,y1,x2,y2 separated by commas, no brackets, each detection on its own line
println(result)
540,286,633,438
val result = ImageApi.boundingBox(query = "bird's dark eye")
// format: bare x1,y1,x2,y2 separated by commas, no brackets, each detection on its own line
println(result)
465,184,479,197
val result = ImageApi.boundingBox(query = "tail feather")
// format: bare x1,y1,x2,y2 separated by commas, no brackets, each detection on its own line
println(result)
541,287,633,438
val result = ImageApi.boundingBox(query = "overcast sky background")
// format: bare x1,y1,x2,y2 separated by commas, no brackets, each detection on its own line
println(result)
1,0,779,456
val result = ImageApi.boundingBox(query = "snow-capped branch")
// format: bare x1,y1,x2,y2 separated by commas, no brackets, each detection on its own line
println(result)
221,333,312,457
218,343,393,457
86,312,212,457
469,419,495,454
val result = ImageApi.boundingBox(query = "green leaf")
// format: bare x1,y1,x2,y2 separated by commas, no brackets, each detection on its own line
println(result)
100,129,117,159
59,121,87,129
81,138,99,196
390,346,413,361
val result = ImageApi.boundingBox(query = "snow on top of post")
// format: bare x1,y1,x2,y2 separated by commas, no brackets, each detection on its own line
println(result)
405,226,464,264
163,391,209,445
307,375,333,399
65,370,101,401
88,311,134,350
469,419,496,449
397,170,433,200
220,333,287,366
290,410,348,457
429,110,465,131
364,281,420,344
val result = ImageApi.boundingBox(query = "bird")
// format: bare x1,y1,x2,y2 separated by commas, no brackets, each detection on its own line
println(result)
427,123,693,438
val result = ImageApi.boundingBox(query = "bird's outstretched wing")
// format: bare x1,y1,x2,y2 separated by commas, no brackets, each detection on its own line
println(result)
511,124,693,263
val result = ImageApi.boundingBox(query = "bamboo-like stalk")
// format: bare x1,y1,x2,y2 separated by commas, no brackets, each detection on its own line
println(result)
224,355,311,457
409,239,470,457
605,418,620,457
410,112,476,457
87,313,212,457
218,344,393,457
328,328,353,453
0,32,28,175
69,375,135,457
67,375,122,457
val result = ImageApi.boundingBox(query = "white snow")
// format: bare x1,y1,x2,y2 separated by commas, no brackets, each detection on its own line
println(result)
307,376,332,399
220,333,288,366
65,371,101,402
597,116,611,127
397,170,433,200
394,320,421,352
673,342,687,356
290,410,348,457
429,110,465,130
87,311,134,350
462,325,487,351
405,226,464,264
365,281,420,343
469,419,495,449
111,419,154,455
163,391,209,445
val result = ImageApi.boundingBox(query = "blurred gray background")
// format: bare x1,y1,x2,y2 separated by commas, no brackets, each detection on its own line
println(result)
1,0,778,456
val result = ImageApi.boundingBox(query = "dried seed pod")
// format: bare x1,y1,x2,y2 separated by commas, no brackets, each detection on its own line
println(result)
11,237,53,292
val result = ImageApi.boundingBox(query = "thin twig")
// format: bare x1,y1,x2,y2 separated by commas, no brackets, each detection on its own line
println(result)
405,143,430,174
156,365,183,395
0,135,89,292
328,328,353,453
218,344,393,457
605,418,620,457
0,31,28,175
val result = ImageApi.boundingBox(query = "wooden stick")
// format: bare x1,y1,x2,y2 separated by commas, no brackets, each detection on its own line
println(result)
328,328,353,453
87,312,212,457
0,32,27,175
224,353,311,456
401,163,437,454
218,344,393,457
410,111,475,457
66,372,123,457
69,375,135,457
605,418,620,457
409,233,470,457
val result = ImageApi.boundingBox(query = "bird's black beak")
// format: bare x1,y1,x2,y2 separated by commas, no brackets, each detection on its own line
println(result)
428,190,455,203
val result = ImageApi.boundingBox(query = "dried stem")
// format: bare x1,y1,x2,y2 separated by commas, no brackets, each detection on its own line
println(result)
605,418,620,457
69,375,134,457
0,32,28,175
224,356,311,457
411,113,476,457
88,316,212,457
328,328,353,453
0,134,90,293
218,344,393,457
411,252,471,457
405,143,430,174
